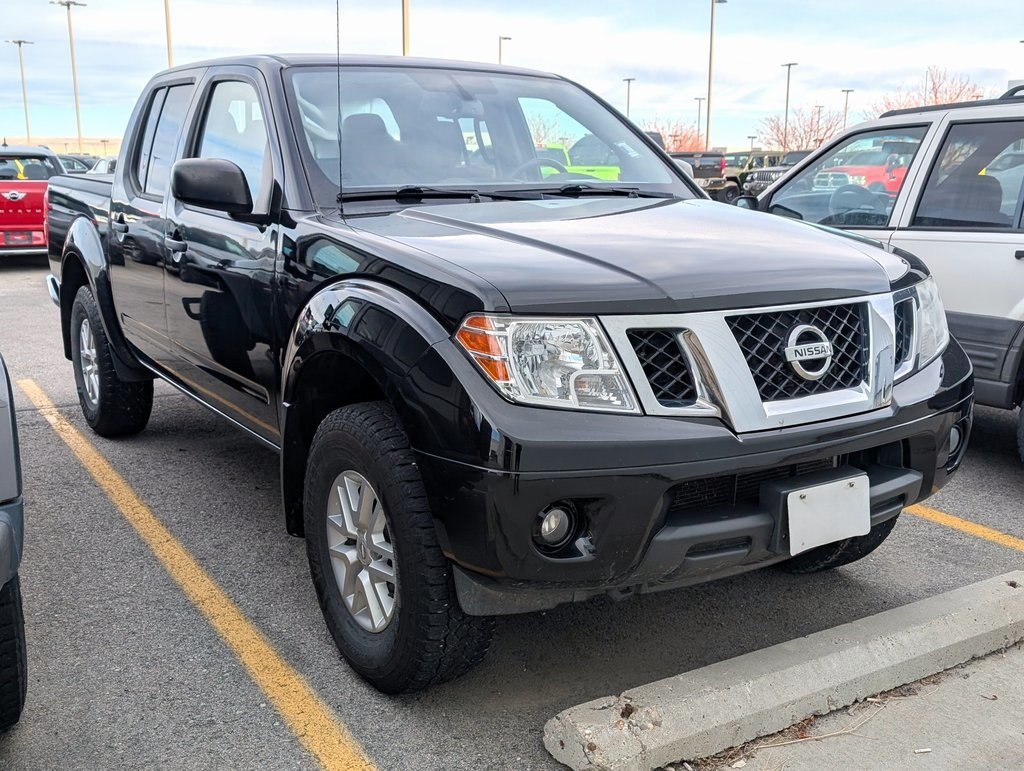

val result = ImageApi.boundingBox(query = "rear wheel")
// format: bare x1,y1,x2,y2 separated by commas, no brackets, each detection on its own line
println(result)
70,286,153,437
0,575,27,732
303,401,494,694
777,515,900,574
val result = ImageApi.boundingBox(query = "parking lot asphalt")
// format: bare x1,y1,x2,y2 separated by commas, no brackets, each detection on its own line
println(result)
0,255,1021,770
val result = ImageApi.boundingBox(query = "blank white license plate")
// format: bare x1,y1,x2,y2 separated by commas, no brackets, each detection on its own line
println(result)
787,474,870,555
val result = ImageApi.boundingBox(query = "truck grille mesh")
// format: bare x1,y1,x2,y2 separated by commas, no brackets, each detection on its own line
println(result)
894,298,913,368
667,458,837,513
727,304,867,401
626,329,697,407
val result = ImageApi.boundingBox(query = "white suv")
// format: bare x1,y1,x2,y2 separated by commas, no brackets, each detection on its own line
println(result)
745,87,1024,460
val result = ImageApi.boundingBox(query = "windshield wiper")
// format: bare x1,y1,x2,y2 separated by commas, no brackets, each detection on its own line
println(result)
339,186,536,203
501,183,677,199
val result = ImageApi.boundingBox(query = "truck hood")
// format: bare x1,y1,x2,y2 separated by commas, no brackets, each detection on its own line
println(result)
345,197,909,315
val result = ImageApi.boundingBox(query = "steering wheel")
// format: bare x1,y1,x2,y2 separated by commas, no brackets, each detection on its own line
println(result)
829,184,884,214
509,157,568,179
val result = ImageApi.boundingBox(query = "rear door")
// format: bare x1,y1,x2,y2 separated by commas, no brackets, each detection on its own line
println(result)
162,67,282,443
888,111,1024,404
109,79,197,361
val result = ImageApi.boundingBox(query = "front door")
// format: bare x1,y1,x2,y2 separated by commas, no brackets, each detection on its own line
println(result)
162,73,281,443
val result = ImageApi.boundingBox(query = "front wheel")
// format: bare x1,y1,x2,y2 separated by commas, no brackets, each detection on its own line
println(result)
0,575,27,731
776,514,899,574
718,185,739,203
70,285,153,438
303,401,494,694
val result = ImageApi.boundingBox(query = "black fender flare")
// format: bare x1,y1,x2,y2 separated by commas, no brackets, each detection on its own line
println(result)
278,278,454,535
59,217,150,381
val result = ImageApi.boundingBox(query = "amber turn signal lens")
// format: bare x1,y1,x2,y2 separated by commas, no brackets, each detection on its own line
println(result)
455,327,503,358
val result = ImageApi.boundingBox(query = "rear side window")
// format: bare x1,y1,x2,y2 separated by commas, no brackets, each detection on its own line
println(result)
144,84,194,198
134,88,167,190
912,120,1024,229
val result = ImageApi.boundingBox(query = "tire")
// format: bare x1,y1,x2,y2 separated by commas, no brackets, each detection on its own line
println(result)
1017,407,1024,463
303,401,494,694
70,286,153,438
776,515,900,574
718,185,739,203
0,575,27,732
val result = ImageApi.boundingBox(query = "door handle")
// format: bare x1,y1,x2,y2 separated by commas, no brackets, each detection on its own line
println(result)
1016,250,1024,261
164,235,188,253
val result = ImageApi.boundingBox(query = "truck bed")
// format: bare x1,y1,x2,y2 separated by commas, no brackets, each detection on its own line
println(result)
46,174,113,263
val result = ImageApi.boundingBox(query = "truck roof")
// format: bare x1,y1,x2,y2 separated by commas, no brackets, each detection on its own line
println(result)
0,144,58,157
161,53,561,80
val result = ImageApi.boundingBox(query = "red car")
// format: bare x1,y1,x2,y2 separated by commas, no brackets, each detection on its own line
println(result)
812,147,913,196
0,145,64,258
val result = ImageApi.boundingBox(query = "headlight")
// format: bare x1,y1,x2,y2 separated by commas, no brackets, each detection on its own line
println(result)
455,315,639,413
914,276,949,368
848,175,867,186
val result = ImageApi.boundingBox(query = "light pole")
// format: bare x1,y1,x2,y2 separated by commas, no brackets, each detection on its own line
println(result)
841,88,854,128
164,0,173,67
4,40,33,143
622,77,636,117
498,35,511,64
813,104,823,145
748,134,757,150
780,62,798,153
402,0,410,55
705,0,727,151
52,1,86,153
694,97,706,146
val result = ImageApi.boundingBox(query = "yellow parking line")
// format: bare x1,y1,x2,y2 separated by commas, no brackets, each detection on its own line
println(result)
18,379,375,771
906,504,1024,553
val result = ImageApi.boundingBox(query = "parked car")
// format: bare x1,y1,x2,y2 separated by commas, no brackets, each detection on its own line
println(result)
669,151,737,200
725,150,783,192
46,54,972,693
85,156,117,175
0,353,27,731
742,150,813,195
739,85,1024,459
58,154,97,174
0,145,64,258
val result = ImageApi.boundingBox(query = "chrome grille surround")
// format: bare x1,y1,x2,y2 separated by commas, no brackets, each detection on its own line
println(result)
601,292,898,433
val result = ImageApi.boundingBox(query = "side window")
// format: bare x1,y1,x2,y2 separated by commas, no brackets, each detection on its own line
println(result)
195,80,269,203
134,88,167,190
770,126,927,227
145,84,194,198
912,121,1024,229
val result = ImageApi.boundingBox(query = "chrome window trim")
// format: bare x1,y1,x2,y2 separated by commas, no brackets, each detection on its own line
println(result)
601,292,897,433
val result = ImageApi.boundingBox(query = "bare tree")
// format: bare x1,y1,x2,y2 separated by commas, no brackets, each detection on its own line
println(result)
640,117,703,152
758,107,845,151
870,66,986,116
525,112,561,146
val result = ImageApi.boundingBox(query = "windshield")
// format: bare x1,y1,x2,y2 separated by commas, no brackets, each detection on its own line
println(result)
0,155,61,181
285,66,691,206
781,151,811,166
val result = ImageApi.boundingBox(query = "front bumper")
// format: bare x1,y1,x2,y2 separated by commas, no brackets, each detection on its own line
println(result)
415,340,973,615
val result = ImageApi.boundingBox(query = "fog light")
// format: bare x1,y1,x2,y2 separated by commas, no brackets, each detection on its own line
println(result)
536,506,574,549
948,424,963,459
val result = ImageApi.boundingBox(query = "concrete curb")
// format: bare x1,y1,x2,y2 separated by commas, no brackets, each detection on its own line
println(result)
543,571,1024,771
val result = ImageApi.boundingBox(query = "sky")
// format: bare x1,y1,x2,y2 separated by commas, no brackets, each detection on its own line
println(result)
2,0,1024,149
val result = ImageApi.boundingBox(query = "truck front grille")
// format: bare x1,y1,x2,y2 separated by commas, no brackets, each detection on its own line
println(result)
727,303,868,402
667,458,837,514
894,298,913,368
626,329,697,407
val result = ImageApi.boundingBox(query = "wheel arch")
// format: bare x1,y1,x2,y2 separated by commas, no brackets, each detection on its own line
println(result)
279,279,450,537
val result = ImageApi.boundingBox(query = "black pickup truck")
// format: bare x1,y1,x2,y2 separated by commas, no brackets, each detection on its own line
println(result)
45,54,973,693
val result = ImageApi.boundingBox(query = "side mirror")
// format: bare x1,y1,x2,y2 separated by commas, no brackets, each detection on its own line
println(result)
734,195,759,210
171,158,252,215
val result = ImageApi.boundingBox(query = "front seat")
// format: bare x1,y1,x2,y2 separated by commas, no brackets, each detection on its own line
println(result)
341,113,403,186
